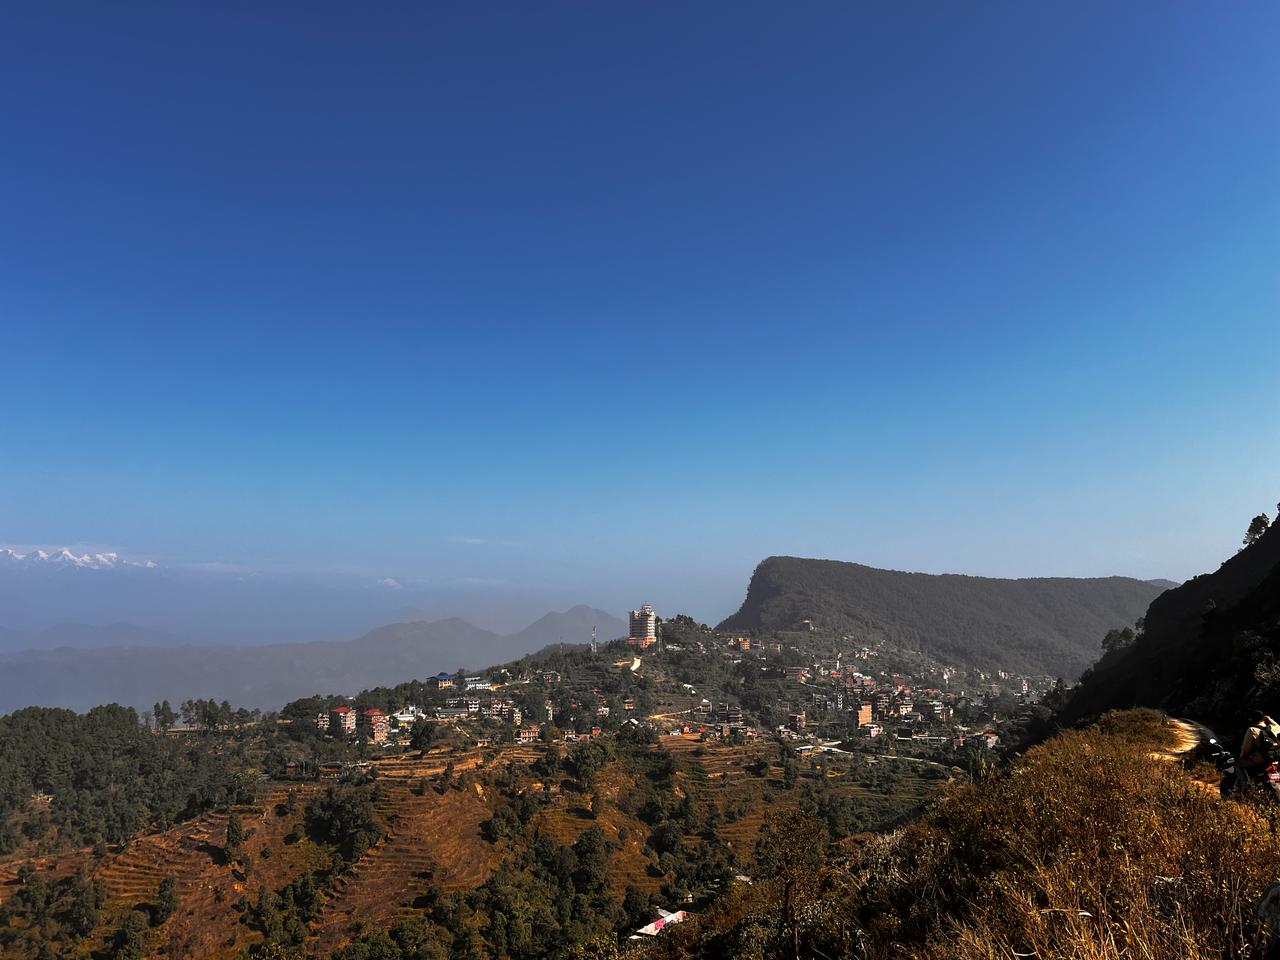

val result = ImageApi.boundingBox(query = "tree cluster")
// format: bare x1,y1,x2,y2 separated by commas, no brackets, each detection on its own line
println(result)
0,704,252,851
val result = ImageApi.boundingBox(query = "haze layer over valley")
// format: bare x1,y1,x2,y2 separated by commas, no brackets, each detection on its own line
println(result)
0,542,1166,712
0,546,622,651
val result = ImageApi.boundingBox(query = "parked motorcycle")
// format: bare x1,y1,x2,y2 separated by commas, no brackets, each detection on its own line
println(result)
1204,735,1280,802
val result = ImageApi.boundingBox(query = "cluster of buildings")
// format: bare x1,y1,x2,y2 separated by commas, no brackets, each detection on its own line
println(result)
725,636,784,655
790,659,1044,750
316,705,390,743
435,696,524,724
304,591,1053,764
427,672,493,691
675,699,758,740
707,635,1052,751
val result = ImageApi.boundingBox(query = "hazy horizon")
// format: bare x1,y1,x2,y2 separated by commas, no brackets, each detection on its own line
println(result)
0,539,1186,650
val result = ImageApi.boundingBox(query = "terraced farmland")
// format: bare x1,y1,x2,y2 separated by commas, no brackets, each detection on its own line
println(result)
308,781,494,953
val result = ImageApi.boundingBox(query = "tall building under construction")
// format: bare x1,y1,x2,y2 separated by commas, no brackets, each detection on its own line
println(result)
628,602,657,648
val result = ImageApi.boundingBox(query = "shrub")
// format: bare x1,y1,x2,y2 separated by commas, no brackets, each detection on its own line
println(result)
304,786,384,866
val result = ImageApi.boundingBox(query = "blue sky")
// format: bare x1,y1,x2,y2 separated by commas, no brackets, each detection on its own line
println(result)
2,2,1278,621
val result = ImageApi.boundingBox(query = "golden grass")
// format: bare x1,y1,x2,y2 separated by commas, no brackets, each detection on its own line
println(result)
636,710,1280,960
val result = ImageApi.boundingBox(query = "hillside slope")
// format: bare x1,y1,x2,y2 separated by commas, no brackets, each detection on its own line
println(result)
0,719,933,959
0,621,191,654
1060,519,1280,732
636,710,1279,960
718,556,1164,677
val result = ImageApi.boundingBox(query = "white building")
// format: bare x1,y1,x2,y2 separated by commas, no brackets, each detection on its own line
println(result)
628,603,657,648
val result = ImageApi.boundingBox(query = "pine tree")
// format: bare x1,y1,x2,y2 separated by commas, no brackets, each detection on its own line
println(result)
225,811,245,861
1244,514,1271,549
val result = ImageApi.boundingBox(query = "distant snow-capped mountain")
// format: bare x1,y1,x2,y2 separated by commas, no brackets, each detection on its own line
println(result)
0,546,627,658
0,547,157,570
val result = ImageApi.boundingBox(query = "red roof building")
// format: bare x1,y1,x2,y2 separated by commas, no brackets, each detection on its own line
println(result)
361,708,388,743
330,705,356,735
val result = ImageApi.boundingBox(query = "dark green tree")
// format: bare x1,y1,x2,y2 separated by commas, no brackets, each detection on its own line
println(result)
68,870,104,936
109,909,151,960
1244,514,1271,548
755,809,828,960
1101,627,1137,655
153,700,176,732
572,826,611,894
410,719,437,754
226,810,245,859
151,875,177,926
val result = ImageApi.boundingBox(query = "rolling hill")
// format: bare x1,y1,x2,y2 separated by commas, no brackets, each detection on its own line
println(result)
0,606,624,714
0,621,190,654
718,556,1167,678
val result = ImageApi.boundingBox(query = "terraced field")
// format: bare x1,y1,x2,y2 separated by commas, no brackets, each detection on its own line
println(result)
0,735,946,957
365,746,487,782
308,781,494,954
95,784,330,959
0,850,86,904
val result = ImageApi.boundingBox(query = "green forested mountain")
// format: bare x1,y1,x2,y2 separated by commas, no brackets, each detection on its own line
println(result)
718,556,1166,678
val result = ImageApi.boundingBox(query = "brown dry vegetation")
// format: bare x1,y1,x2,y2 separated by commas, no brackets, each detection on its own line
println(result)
636,709,1280,960
308,782,493,954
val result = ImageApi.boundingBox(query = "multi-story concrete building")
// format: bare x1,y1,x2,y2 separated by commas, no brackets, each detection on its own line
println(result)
627,603,657,648
360,708,388,743
330,705,356,736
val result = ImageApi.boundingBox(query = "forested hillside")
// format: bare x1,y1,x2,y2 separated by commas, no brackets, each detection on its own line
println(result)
0,713,939,959
718,556,1164,677
0,704,254,853
1060,512,1280,732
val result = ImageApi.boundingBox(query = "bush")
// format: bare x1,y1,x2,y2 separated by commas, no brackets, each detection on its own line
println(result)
481,805,522,843
304,786,383,866
150,875,177,926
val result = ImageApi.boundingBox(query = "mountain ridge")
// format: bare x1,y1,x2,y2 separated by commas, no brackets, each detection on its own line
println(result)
0,605,626,713
718,555,1166,678
0,621,191,654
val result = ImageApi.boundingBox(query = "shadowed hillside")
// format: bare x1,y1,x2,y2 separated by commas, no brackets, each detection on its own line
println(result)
718,556,1165,678
1060,517,1280,732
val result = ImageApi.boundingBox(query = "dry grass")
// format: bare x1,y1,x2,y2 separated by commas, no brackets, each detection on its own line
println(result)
638,710,1280,960
879,709,1280,960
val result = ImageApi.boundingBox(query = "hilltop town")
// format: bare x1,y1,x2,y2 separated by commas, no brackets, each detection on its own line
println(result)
0,600,1069,959
288,602,1058,777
